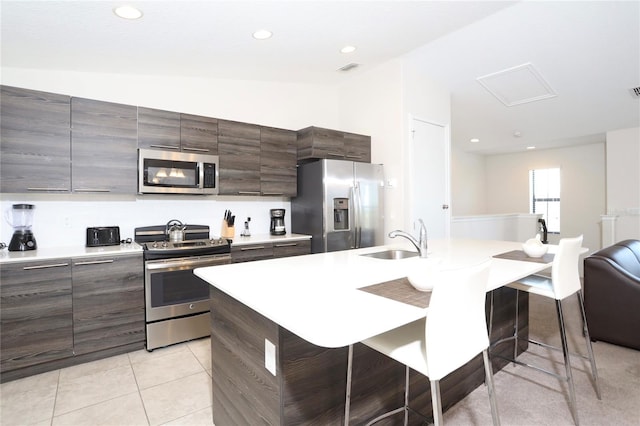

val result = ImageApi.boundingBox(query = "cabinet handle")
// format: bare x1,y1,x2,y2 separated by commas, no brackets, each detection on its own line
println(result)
27,187,69,192
327,152,344,157
74,259,115,266
182,147,210,153
240,246,266,251
23,263,69,270
275,243,297,247
345,154,363,160
262,192,284,196
149,145,180,150
74,189,111,193
237,191,261,195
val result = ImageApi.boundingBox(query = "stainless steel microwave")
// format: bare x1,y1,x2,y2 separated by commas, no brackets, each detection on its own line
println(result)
138,149,219,195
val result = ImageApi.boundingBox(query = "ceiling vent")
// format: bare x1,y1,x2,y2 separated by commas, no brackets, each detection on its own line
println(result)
477,63,557,107
338,63,360,72
630,87,640,98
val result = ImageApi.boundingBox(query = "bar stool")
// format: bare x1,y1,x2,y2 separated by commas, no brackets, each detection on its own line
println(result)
344,261,500,426
490,235,601,426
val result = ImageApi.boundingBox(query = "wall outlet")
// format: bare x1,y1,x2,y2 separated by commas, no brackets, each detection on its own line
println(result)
265,338,276,376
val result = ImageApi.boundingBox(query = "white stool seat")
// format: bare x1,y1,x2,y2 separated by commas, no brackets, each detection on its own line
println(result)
346,261,500,426
508,274,554,298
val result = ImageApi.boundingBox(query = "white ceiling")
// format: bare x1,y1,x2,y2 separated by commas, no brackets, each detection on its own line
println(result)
2,1,639,154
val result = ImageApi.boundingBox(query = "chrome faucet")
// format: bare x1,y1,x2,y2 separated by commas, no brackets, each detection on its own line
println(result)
388,219,428,258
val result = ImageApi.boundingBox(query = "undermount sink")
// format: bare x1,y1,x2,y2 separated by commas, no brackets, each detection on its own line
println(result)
360,249,419,260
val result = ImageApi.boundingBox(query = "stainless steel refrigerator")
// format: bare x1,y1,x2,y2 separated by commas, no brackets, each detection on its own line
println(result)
292,159,384,254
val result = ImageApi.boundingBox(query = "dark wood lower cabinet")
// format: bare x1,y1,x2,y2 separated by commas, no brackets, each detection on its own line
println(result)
210,286,527,425
0,260,74,375
72,255,145,355
0,253,145,383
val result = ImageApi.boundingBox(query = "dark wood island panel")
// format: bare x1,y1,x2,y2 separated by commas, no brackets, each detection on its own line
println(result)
210,286,527,425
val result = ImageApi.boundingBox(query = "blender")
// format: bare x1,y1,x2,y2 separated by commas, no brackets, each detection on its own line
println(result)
6,204,37,251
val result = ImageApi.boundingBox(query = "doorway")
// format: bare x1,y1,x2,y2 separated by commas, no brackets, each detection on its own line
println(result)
409,117,450,239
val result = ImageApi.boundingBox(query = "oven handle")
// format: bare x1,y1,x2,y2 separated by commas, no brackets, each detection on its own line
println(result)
145,255,230,271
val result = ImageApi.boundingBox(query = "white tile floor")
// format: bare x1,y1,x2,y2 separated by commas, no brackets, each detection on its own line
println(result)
0,338,215,426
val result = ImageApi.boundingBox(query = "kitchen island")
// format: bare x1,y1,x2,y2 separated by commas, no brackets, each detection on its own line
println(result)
195,239,556,425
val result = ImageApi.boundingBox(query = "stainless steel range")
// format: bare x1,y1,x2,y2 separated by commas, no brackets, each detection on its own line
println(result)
134,224,231,351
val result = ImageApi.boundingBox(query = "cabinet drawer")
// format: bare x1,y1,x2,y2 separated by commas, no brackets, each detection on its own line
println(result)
231,243,274,263
273,240,311,258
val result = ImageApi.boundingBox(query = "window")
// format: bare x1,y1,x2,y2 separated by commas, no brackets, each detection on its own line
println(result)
529,168,560,233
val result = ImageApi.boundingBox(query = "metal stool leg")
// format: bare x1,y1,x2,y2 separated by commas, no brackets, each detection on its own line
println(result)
483,349,501,426
430,380,444,426
556,300,580,426
513,289,520,363
577,290,602,399
345,344,354,426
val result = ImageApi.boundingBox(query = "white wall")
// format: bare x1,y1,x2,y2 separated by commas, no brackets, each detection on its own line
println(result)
451,148,487,215
605,126,640,241
336,55,452,241
484,143,606,253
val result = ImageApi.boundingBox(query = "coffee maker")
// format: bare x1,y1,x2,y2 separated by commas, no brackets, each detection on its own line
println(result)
270,209,286,235
6,204,37,251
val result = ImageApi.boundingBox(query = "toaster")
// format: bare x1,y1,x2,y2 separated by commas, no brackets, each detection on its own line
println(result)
86,226,121,247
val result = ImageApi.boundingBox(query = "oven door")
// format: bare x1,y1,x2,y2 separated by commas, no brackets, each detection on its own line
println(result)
144,254,230,322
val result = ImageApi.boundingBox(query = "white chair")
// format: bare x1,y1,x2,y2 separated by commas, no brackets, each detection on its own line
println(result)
345,261,500,426
490,235,601,426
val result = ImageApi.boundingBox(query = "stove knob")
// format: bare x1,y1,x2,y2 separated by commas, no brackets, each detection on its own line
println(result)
218,238,224,245
151,241,158,248
162,241,169,248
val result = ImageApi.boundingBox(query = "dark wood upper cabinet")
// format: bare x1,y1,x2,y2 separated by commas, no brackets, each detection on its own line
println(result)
297,126,344,161
1,260,73,375
71,98,138,194
218,120,261,195
344,132,372,163
137,107,181,151
297,126,371,164
138,108,218,154
260,127,297,197
0,86,71,193
180,113,218,154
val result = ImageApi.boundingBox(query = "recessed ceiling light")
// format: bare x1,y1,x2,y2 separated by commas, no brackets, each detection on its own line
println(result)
470,138,480,143
114,5,143,20
341,45,357,54
253,30,273,40
526,146,536,150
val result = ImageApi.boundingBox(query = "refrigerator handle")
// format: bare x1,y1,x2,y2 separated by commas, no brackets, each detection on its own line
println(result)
354,182,362,248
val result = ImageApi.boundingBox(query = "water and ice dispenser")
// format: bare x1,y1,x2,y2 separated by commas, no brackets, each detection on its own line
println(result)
333,198,349,230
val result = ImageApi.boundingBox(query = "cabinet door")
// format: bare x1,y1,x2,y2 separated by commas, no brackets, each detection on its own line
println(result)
71,98,138,194
344,132,371,163
138,107,181,150
218,120,261,195
297,126,344,161
72,255,145,355
231,243,274,263
260,127,297,197
273,240,311,258
0,260,73,373
180,113,218,154
0,86,71,193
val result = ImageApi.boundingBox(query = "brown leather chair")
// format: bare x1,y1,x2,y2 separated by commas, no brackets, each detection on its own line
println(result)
584,239,640,351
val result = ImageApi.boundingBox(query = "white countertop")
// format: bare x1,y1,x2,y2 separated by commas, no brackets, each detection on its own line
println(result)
0,233,311,264
195,238,561,348
0,243,144,263
229,233,311,246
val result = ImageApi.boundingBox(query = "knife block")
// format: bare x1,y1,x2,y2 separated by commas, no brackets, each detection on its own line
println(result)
221,221,235,240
